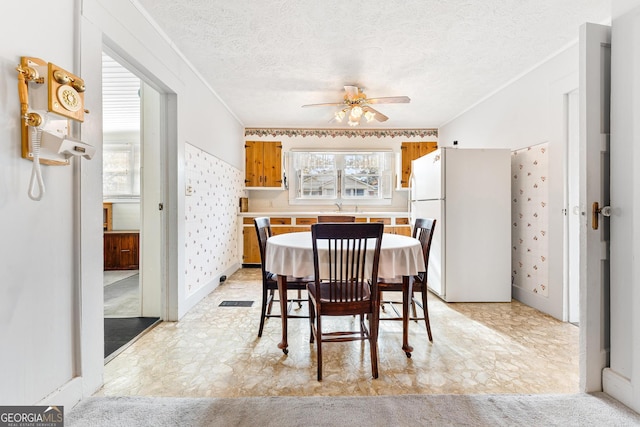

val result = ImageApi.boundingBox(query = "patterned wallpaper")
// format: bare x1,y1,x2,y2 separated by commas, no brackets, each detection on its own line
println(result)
184,143,245,298
511,143,549,297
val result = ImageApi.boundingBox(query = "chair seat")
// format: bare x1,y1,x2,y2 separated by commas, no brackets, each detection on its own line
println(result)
308,280,371,303
266,273,313,288
377,274,426,291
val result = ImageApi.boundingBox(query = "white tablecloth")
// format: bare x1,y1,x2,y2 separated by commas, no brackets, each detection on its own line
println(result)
265,232,425,280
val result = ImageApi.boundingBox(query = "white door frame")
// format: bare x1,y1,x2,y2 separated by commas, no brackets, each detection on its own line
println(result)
565,89,580,324
102,45,174,321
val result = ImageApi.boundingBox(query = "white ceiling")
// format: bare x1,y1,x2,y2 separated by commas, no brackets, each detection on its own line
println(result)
133,0,611,129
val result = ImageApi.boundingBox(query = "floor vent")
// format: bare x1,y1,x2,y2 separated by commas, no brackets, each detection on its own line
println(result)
219,301,254,307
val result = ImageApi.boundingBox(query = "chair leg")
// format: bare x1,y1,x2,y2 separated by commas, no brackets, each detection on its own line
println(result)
309,298,316,344
297,289,303,308
369,311,379,379
411,293,418,322
316,313,323,381
258,285,270,337
402,279,414,357
420,288,433,342
266,289,276,315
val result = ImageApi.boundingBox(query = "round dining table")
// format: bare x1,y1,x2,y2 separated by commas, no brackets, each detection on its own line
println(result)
265,231,426,354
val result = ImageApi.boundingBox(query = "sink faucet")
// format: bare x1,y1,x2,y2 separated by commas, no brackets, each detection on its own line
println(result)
335,202,342,212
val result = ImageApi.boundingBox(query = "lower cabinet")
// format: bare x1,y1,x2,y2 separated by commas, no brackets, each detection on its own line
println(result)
104,231,140,270
242,223,310,264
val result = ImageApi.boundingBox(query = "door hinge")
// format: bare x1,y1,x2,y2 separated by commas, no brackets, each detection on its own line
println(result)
158,203,164,211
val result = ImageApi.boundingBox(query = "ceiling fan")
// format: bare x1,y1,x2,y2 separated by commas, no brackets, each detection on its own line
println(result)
302,85,410,126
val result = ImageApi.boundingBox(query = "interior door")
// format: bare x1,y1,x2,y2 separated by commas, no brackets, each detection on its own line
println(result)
579,22,611,393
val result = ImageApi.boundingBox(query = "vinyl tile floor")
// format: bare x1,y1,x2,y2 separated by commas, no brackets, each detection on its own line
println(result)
96,268,579,397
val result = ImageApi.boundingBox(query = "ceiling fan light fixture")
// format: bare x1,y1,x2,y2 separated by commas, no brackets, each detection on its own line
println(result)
364,110,376,122
302,85,409,126
351,106,363,119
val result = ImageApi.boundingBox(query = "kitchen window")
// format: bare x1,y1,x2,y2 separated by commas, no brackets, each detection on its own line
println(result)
289,151,393,203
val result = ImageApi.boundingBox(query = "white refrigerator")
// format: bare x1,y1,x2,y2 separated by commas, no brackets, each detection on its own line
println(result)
410,147,511,302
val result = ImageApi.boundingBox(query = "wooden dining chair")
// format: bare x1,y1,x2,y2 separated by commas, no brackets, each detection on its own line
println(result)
378,218,436,357
254,217,312,337
308,222,384,380
317,215,356,223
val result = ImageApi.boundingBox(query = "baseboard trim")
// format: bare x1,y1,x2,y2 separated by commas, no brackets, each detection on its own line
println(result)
603,368,639,413
181,264,241,319
37,377,83,409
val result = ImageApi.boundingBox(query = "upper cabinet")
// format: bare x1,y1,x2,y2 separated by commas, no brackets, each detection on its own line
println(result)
245,141,283,188
400,142,438,188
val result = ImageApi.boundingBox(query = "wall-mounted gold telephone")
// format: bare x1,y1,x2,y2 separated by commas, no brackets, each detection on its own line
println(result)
17,57,94,200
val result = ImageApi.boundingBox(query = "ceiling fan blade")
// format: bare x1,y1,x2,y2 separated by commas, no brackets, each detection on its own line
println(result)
366,96,411,104
302,102,345,108
363,106,389,122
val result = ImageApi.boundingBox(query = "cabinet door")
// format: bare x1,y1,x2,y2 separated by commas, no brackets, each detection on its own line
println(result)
245,141,264,187
104,234,119,270
245,141,282,188
262,142,282,187
394,226,413,236
104,232,139,270
243,226,261,264
400,142,438,188
119,233,139,269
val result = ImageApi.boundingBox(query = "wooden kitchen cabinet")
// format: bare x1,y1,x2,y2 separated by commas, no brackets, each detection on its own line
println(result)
386,226,412,236
242,226,261,264
104,231,139,270
242,222,310,265
400,141,438,188
387,217,412,236
245,141,283,188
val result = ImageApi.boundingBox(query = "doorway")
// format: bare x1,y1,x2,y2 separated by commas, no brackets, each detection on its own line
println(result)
102,51,163,360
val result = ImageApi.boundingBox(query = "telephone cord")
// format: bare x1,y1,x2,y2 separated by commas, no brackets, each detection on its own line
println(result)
28,126,45,201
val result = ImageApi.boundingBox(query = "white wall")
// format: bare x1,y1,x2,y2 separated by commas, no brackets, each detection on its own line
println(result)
0,0,244,405
439,45,580,320
603,0,640,412
0,0,91,405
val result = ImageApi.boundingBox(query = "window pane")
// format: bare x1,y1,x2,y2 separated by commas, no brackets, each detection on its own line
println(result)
297,153,337,199
343,153,381,199
301,174,337,197
103,144,140,197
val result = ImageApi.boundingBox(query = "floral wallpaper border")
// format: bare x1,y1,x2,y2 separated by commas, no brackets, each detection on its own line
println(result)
244,128,438,139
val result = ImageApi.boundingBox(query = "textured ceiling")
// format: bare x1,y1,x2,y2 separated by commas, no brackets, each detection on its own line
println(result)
134,0,610,129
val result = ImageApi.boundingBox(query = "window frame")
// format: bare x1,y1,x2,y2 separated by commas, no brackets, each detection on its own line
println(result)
103,142,141,199
288,150,393,205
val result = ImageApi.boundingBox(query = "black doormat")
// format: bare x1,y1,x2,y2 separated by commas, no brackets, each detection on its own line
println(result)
219,301,254,307
104,317,159,358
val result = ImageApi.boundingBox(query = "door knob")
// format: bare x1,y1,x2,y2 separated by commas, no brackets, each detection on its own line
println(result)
592,202,611,230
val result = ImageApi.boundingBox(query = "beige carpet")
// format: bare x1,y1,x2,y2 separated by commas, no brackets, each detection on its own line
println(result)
66,392,640,426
